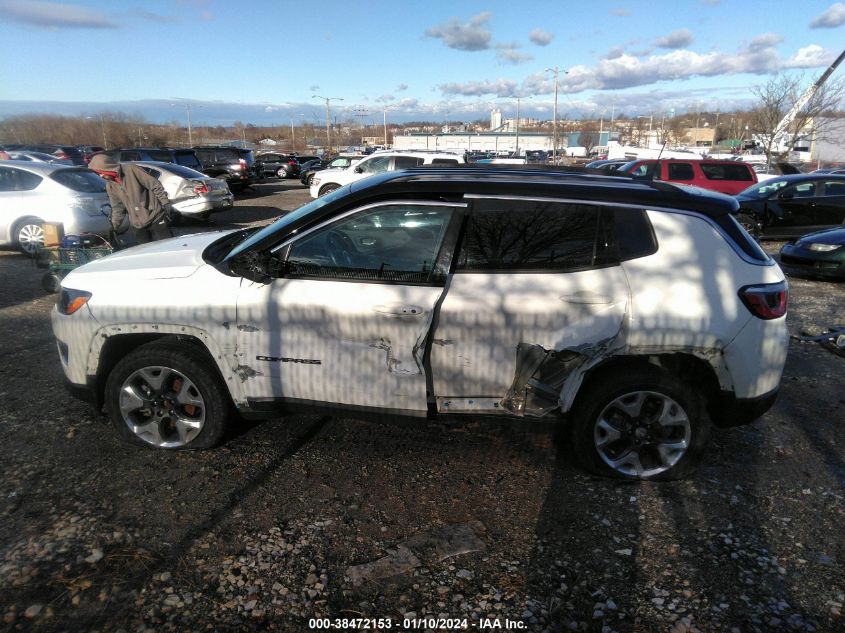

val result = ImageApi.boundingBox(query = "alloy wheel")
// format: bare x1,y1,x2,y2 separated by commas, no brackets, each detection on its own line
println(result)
593,390,692,478
17,223,44,254
118,365,206,448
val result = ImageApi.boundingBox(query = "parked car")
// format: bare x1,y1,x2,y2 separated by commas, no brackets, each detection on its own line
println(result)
309,149,465,197
779,227,845,280
192,146,253,192
134,161,233,219
52,166,788,481
5,151,73,165
620,158,758,195
0,161,111,253
93,148,203,172
19,144,85,165
734,174,845,239
585,159,628,173
78,145,105,163
299,155,364,185
255,153,300,179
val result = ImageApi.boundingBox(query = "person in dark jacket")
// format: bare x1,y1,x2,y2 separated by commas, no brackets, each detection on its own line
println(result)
88,154,174,243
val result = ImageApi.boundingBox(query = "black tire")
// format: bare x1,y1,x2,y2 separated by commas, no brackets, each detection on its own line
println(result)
306,174,315,186
104,341,231,450
41,272,62,293
569,364,711,480
318,183,340,196
736,212,761,240
12,216,45,255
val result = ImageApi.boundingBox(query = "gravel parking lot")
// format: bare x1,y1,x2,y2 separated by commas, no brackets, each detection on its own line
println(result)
1,180,843,633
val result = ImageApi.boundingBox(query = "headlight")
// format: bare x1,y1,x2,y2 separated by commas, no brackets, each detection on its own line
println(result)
58,288,92,315
807,243,842,252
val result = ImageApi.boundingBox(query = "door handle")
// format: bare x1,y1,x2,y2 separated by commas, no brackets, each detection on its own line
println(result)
373,304,426,316
560,292,613,305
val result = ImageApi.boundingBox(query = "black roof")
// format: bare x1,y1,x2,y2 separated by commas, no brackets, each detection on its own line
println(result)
349,166,740,216
222,166,741,262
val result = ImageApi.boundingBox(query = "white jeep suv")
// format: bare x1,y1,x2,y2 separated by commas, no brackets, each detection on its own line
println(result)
309,149,464,198
52,167,789,480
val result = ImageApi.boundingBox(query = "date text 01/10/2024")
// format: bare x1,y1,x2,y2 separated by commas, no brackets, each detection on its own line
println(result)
307,618,526,629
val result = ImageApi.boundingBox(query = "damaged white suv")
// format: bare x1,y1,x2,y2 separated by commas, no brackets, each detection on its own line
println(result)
52,167,789,480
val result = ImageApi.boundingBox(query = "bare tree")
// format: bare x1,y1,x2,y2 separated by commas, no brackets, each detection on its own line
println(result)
748,73,844,166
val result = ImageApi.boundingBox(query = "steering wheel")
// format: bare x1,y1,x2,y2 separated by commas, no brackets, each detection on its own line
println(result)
327,230,354,267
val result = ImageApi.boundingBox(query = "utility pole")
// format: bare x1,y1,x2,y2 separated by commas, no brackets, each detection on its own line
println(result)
185,103,193,147
290,113,304,151
312,95,344,151
383,108,389,147
544,66,567,162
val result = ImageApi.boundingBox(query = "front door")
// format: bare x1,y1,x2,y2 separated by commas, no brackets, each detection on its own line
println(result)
235,200,462,415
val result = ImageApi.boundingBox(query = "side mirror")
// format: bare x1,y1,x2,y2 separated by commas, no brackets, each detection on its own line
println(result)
354,166,364,174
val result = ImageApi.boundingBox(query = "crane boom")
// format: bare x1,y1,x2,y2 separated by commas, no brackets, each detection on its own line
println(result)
772,48,845,141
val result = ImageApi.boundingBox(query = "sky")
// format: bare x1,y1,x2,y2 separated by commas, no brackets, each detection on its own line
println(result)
0,0,844,127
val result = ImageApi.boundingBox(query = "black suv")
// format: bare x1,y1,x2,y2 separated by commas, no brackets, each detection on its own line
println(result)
255,153,300,179
193,146,253,191
94,148,203,171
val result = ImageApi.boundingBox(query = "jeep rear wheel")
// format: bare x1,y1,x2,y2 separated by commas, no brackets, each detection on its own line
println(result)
104,342,230,450
570,365,711,480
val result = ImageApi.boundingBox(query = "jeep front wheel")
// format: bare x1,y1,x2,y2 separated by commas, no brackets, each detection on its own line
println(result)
104,342,230,450
318,183,340,196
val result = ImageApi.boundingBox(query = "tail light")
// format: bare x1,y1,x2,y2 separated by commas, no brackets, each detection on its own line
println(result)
738,281,788,320
238,159,247,170
55,151,70,160
192,180,209,194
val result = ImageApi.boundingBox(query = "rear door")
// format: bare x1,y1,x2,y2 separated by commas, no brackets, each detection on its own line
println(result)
235,200,463,415
665,162,696,187
814,179,845,226
428,197,630,417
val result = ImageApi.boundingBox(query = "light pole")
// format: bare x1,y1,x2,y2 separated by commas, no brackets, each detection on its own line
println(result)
637,115,653,147
382,107,390,148
290,113,304,151
514,95,531,156
545,66,567,162
87,115,108,148
313,95,344,151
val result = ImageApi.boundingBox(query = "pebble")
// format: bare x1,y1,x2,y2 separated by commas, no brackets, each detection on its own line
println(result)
24,605,43,619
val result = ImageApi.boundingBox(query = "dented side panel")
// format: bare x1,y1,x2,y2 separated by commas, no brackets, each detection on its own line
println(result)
233,278,446,412
429,266,631,411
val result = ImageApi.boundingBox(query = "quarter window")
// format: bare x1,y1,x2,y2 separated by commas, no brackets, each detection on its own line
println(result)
286,204,455,284
456,200,615,272
394,156,424,169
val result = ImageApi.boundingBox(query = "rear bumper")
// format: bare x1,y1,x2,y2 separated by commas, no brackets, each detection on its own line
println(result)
708,387,779,428
779,246,845,279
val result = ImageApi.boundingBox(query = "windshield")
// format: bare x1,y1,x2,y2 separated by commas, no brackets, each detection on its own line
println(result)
738,177,792,198
225,184,352,260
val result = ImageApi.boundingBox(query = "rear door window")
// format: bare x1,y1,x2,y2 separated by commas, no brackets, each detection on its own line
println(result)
701,163,754,181
667,163,695,180
820,180,845,196
456,199,615,272
394,156,424,169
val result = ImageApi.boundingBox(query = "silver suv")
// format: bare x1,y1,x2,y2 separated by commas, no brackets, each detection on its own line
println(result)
309,149,465,197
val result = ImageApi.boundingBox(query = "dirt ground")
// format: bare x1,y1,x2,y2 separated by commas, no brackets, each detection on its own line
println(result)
0,180,843,633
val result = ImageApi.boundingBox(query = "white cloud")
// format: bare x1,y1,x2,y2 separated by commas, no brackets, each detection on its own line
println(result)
654,28,693,49
438,79,519,98
783,44,830,67
529,28,553,46
810,2,845,28
424,12,492,51
396,84,409,92
0,0,118,29
438,37,835,99
495,43,533,65
610,8,631,16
